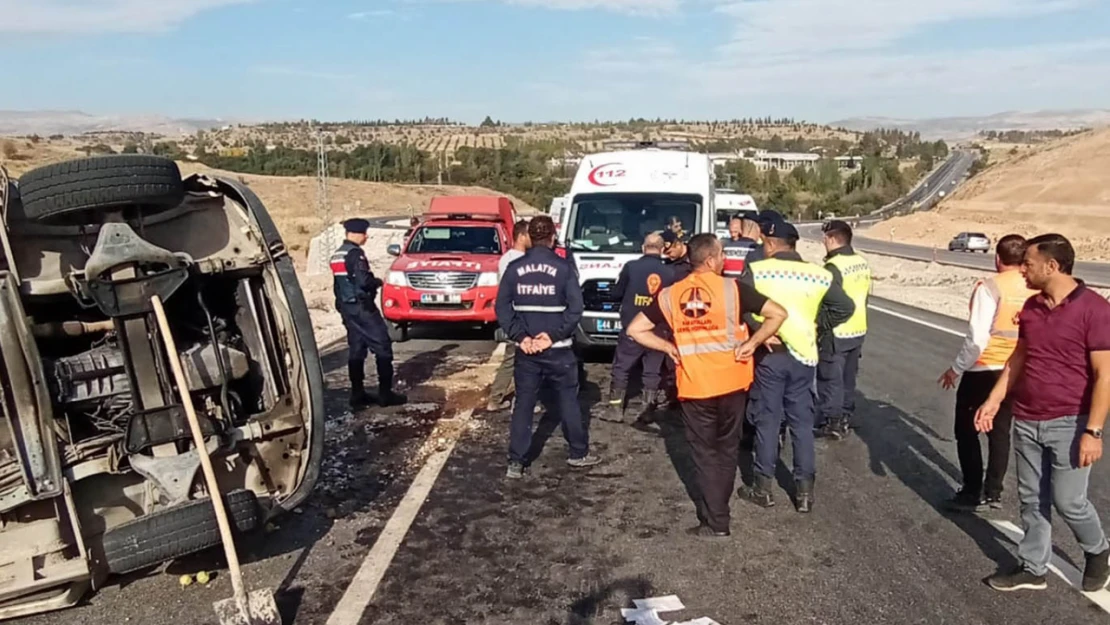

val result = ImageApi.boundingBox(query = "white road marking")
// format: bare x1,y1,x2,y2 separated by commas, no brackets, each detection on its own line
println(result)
867,304,964,338
870,302,1110,613
988,519,1110,613
326,343,502,625
326,409,474,625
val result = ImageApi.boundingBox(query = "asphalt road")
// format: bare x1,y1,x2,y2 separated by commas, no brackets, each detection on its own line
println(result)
350,298,1110,625
9,326,498,625
847,235,1110,288
797,149,1110,287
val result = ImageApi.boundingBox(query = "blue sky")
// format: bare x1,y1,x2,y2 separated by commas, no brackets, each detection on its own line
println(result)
1,0,1109,124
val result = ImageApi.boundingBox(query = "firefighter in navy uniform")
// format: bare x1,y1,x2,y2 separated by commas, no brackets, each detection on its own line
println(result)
496,216,601,478
662,230,693,281
331,218,408,409
658,229,691,406
601,232,675,424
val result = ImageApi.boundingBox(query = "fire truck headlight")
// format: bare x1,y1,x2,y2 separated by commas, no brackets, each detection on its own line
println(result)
477,272,498,287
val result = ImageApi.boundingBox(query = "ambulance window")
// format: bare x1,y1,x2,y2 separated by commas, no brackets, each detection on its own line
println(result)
568,193,701,253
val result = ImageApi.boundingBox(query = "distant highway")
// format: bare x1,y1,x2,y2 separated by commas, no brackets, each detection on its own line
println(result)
797,149,1110,287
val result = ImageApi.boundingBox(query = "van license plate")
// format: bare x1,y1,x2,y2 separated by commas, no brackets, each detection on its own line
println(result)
421,293,462,304
596,319,621,333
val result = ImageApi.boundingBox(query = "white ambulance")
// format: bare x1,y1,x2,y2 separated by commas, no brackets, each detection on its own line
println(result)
547,193,571,231
559,147,715,346
713,190,759,238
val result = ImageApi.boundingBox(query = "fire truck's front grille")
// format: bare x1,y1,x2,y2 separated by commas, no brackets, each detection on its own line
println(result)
406,271,478,290
582,279,621,313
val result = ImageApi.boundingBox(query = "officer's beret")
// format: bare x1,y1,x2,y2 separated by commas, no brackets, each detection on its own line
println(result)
343,218,370,234
758,212,798,240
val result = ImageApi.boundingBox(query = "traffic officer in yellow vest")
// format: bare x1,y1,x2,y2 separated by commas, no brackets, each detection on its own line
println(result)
938,234,1037,511
815,220,872,440
739,213,855,513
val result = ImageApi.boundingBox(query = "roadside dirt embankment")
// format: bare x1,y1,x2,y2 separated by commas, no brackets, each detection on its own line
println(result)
869,127,1110,261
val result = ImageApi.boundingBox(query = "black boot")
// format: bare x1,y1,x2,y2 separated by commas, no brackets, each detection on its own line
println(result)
600,384,626,423
739,474,775,508
795,478,815,513
633,389,659,423
348,360,375,410
835,415,852,437
376,358,407,407
815,420,844,440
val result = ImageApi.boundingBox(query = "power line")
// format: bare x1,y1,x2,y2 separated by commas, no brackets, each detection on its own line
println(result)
315,128,330,224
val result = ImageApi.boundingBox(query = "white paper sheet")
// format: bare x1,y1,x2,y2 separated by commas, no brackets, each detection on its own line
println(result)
674,618,721,625
633,595,686,613
620,608,669,625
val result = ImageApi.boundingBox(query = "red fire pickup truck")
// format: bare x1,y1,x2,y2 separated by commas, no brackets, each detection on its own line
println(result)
382,196,518,341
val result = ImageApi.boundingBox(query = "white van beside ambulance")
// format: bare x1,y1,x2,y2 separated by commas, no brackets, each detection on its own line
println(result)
557,147,715,346
713,190,759,238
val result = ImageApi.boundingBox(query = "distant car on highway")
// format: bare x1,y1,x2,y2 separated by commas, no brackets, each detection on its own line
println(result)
948,232,991,253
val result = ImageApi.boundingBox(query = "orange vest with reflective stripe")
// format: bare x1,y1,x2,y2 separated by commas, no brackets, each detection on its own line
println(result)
657,272,753,400
974,269,1037,368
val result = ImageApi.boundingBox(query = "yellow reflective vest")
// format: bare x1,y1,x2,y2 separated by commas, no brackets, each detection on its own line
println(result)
750,257,832,366
825,252,871,339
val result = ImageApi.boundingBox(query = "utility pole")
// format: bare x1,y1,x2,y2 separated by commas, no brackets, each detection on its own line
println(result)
315,128,330,224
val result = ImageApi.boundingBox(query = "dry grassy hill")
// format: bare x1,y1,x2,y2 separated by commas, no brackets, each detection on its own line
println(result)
2,140,536,265
199,120,859,159
875,127,1110,260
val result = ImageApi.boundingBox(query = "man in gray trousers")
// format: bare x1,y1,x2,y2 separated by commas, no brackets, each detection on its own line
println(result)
487,220,531,411
976,233,1110,593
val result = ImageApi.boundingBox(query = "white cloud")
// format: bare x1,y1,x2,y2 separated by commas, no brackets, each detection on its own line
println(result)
713,0,1095,57
0,0,257,34
409,0,680,16
252,65,357,82
348,9,396,19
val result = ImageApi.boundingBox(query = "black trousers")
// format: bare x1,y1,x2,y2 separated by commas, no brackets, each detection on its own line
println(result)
954,370,1013,498
816,344,862,426
680,390,748,533
610,333,664,395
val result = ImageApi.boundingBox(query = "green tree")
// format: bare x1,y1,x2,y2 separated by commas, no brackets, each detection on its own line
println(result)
480,116,497,128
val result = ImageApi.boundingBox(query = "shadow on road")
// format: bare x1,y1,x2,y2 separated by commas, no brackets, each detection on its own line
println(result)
852,394,1021,573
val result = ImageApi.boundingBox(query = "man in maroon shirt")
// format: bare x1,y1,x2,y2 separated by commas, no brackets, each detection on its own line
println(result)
975,233,1110,593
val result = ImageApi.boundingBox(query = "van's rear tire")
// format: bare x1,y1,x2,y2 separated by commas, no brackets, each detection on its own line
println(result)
17,155,185,223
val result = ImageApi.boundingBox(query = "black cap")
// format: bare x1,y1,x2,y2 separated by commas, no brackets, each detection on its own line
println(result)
660,229,686,245
759,212,799,240
343,218,370,234
821,219,853,237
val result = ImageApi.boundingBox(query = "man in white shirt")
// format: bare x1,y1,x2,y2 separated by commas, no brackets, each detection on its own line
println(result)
938,234,1036,511
487,220,532,411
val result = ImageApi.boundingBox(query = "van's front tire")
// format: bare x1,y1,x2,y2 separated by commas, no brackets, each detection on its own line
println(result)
102,490,259,575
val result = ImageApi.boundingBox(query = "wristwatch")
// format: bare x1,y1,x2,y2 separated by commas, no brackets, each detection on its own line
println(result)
1085,428,1104,440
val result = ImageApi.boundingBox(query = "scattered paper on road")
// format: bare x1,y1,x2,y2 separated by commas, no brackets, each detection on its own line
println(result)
674,619,720,625
633,595,685,613
621,608,668,625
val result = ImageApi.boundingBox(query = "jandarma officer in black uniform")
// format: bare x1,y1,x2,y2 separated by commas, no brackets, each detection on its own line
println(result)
331,218,407,409
496,215,601,478
602,232,675,424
